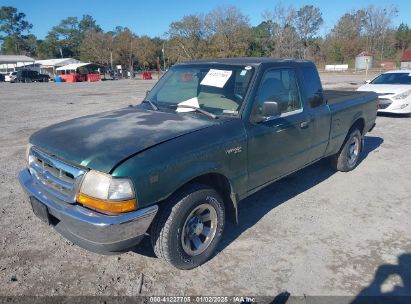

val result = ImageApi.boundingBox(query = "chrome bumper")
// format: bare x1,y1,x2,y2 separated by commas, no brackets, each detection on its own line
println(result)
19,169,158,254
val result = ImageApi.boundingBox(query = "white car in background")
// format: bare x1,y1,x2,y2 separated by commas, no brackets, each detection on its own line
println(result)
357,70,411,115
4,71,17,82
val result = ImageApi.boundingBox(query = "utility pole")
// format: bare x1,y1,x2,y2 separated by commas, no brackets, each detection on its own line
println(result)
380,30,385,72
129,37,133,79
156,56,160,80
162,42,166,71
365,58,369,81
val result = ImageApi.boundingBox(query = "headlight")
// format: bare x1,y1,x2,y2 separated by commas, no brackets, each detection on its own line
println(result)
77,170,137,213
393,89,411,100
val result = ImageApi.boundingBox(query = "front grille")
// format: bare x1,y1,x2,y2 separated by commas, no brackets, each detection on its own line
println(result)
378,98,392,110
28,148,87,203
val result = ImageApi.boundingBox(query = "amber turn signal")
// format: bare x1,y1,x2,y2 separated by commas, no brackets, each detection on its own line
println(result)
77,193,137,213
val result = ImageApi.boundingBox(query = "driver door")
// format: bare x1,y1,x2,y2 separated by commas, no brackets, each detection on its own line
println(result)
246,67,312,191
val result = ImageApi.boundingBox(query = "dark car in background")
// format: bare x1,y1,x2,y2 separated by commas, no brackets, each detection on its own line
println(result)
10,70,50,83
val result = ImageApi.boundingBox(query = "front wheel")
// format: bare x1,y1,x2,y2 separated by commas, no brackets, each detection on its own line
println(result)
330,128,362,172
151,184,225,269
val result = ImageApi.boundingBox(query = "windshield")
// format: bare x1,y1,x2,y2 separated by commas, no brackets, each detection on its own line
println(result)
146,64,255,116
370,73,411,85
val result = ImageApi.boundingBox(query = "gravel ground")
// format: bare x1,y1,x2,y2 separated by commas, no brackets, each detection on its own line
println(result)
0,75,410,301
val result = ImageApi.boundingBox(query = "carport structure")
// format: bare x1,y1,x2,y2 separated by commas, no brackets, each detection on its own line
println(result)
56,62,104,82
35,58,80,77
0,55,35,73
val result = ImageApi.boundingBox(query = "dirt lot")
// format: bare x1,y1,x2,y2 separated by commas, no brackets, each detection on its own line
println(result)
0,74,410,301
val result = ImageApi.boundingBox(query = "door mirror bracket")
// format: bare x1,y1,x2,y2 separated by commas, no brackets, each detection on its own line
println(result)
251,101,282,124
262,101,281,119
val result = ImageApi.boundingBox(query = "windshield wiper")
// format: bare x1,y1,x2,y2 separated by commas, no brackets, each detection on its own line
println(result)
143,99,159,111
169,104,218,119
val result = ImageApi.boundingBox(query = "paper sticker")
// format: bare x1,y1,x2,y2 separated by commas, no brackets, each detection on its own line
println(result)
200,69,232,88
176,97,199,113
240,70,247,76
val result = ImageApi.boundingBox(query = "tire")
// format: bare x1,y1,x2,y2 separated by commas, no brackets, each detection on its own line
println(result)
151,183,225,270
330,128,362,172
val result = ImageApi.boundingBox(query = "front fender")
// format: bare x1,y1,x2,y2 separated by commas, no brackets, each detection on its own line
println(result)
112,119,248,209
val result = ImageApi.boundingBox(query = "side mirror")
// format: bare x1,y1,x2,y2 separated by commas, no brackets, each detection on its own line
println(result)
309,94,324,108
262,101,281,118
365,79,371,84
145,89,150,97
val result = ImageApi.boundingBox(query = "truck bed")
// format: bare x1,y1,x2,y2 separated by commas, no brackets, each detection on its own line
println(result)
324,90,374,105
323,90,378,157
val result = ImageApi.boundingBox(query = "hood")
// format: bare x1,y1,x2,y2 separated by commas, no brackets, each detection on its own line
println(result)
357,84,411,96
30,106,217,173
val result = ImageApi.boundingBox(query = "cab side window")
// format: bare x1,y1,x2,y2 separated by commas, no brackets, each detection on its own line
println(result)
301,67,324,108
255,68,302,115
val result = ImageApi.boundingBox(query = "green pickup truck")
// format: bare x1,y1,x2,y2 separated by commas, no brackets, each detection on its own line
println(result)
19,58,378,269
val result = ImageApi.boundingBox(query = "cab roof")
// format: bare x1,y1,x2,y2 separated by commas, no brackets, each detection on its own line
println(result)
178,57,314,67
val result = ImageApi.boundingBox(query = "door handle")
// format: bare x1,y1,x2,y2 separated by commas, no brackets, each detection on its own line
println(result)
300,121,310,129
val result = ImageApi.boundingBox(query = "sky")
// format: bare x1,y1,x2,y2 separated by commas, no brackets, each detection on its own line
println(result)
1,0,410,39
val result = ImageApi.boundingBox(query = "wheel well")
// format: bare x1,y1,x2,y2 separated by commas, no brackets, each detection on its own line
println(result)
347,118,365,152
190,173,238,224
335,118,366,155
351,118,365,135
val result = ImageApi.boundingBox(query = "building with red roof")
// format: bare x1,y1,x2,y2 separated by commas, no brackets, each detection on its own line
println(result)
401,49,411,69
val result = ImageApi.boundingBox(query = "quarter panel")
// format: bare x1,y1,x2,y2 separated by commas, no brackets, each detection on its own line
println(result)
325,93,378,156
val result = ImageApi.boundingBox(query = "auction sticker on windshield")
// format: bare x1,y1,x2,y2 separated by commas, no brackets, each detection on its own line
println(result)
200,69,232,88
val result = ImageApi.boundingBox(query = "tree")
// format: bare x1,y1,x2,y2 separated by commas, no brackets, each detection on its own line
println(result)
48,17,80,57
248,21,274,57
0,6,33,54
79,30,114,67
296,5,323,58
395,23,411,53
79,14,102,34
205,6,251,57
36,37,59,59
167,14,208,61
327,10,366,63
151,37,167,69
263,4,300,58
134,36,157,69
112,27,136,75
363,5,398,61
43,15,101,58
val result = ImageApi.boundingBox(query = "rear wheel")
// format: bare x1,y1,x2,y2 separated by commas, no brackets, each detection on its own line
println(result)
330,128,362,172
151,183,225,269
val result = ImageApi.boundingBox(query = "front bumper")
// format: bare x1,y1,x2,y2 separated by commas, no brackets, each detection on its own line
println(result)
19,169,158,254
378,98,411,114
